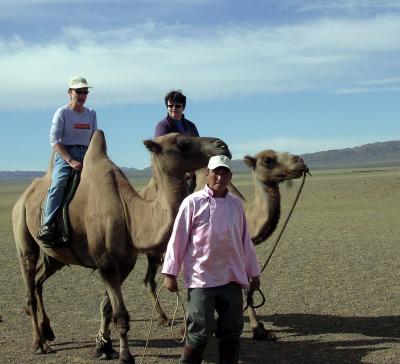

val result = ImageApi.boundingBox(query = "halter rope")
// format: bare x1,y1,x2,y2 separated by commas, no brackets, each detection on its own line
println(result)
245,171,309,309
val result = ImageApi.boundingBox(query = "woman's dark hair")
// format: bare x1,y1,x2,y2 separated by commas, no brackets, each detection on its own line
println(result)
164,90,186,109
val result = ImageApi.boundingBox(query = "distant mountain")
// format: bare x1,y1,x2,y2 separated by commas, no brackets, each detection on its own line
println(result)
300,140,400,169
0,170,46,180
1,140,399,180
120,166,149,176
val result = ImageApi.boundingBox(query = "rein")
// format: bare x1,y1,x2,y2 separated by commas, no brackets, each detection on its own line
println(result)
245,171,309,309
139,284,187,364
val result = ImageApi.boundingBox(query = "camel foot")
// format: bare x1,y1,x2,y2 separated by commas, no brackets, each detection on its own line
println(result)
252,322,277,341
158,313,171,326
118,351,135,364
32,341,52,354
97,351,119,360
93,337,118,360
40,322,56,342
95,349,119,360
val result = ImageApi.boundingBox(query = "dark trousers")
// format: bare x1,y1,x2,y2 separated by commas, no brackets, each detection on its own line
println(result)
185,282,243,350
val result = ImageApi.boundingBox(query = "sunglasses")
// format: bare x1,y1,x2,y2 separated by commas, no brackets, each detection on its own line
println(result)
74,90,89,95
167,104,183,109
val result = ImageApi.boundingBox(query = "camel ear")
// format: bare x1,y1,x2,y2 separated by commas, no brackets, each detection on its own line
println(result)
243,155,256,170
143,139,162,154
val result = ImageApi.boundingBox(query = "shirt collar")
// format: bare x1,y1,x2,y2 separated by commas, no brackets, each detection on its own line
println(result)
203,184,228,198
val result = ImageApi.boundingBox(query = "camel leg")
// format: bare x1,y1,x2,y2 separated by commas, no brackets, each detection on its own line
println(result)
97,258,135,364
93,291,118,360
94,254,138,360
35,254,65,342
14,223,51,354
143,254,169,325
248,307,277,341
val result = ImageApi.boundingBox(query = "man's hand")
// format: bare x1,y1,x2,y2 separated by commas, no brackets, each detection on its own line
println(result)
249,276,260,291
164,274,179,292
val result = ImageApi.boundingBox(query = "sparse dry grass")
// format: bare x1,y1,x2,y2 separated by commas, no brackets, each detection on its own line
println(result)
0,168,399,363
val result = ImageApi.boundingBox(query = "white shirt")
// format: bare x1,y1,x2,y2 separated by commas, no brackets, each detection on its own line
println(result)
49,105,97,147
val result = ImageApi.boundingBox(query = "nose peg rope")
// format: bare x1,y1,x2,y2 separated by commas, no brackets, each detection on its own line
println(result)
260,172,308,274
245,172,308,310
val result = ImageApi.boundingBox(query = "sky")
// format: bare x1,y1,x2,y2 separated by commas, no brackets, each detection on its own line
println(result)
1,0,400,170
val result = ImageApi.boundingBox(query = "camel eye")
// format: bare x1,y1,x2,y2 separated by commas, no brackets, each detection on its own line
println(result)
177,140,190,152
264,157,275,168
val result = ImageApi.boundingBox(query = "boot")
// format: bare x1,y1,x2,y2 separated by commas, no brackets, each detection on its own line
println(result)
219,339,240,364
179,342,204,364
37,224,55,243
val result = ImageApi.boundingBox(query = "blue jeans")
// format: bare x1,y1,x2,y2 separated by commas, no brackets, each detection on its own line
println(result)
43,145,87,225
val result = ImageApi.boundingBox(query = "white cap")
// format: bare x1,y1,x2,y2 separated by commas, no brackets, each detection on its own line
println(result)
68,76,92,89
207,155,232,171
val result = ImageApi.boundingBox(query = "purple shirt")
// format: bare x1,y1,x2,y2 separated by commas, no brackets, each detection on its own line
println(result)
162,185,261,288
154,115,199,137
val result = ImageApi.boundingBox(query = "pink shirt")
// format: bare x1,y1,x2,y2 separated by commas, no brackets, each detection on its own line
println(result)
162,185,261,288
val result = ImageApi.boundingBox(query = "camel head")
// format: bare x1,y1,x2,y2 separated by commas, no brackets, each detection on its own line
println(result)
143,133,232,176
243,149,308,184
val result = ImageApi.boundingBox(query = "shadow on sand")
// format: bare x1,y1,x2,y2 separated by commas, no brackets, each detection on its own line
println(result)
48,313,400,363
261,313,400,338
236,313,400,364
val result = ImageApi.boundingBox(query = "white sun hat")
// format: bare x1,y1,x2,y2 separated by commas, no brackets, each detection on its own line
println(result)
207,155,232,171
68,76,92,89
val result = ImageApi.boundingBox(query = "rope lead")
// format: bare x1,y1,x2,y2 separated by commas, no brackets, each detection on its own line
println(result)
260,172,308,274
139,284,187,364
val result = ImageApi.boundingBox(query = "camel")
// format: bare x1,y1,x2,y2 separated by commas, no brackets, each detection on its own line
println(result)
12,130,231,364
142,149,309,340
234,150,308,339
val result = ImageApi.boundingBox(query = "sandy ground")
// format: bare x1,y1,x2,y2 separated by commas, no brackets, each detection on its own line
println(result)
0,168,399,363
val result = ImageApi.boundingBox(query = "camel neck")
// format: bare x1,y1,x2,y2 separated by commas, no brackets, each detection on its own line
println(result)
246,173,281,244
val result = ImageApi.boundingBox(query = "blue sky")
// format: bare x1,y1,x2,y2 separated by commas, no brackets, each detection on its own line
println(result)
1,0,400,170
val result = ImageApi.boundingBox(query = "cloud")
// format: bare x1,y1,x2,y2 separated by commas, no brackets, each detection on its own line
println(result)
0,0,122,4
287,0,400,12
335,76,400,93
360,77,400,86
1,14,400,109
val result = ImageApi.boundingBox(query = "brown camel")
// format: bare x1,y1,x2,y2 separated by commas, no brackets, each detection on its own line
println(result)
235,150,308,339
143,149,309,340
12,130,231,364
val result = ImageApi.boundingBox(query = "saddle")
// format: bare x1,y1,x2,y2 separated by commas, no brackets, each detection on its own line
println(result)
41,171,81,244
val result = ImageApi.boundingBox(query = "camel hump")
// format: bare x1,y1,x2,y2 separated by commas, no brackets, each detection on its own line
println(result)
44,150,56,178
85,130,108,161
